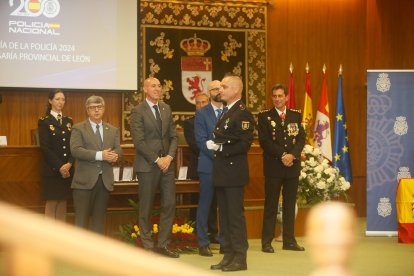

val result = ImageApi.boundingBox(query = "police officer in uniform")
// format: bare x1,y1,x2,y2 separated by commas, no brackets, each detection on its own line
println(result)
259,84,306,253
38,89,73,221
209,74,254,272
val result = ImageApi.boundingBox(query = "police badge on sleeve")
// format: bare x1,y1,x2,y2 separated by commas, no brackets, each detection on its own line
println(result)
242,121,250,130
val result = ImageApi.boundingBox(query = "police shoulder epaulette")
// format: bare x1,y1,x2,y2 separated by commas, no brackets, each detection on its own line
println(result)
290,109,302,113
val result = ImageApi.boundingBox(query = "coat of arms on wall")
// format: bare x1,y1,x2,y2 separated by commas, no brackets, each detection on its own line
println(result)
181,34,212,104
122,0,268,141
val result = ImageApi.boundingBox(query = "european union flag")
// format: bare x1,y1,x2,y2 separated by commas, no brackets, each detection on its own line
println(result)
333,73,352,183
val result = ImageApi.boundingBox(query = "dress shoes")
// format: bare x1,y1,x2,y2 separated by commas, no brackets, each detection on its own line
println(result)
198,245,213,257
210,257,233,270
261,243,275,253
154,246,180,258
282,242,305,251
221,260,247,272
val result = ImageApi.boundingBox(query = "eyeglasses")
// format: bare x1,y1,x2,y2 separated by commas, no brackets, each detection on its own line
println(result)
88,105,104,110
209,87,220,92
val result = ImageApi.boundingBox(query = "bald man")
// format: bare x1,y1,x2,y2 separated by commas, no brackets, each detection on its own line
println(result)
130,77,179,258
209,74,255,272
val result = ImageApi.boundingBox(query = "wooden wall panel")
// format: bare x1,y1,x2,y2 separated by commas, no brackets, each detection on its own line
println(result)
366,0,414,69
0,90,122,145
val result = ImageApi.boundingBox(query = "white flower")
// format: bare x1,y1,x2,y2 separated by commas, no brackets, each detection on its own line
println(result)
299,145,350,205
304,144,313,153
300,171,307,179
316,181,326,189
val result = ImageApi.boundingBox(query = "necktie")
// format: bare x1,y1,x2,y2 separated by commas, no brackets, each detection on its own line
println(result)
57,114,62,125
219,106,228,119
96,124,103,150
280,112,285,126
216,108,222,119
153,105,162,131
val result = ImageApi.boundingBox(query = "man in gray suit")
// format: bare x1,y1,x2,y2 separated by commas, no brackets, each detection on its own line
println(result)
130,77,179,258
70,95,122,234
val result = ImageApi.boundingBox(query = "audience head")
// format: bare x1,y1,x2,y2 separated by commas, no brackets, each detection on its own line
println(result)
306,202,357,276
85,95,105,123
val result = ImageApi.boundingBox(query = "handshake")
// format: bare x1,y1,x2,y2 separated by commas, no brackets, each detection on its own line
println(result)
206,140,221,151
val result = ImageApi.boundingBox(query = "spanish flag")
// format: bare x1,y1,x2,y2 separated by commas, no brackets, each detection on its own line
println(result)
396,178,414,243
302,65,314,145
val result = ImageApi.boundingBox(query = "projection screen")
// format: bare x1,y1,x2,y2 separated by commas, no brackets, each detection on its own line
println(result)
0,0,138,91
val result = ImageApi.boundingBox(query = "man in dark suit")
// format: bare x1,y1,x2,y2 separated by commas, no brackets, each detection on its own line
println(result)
183,92,210,180
183,92,215,234
70,95,122,234
130,77,179,258
258,84,306,253
209,74,254,272
194,81,223,257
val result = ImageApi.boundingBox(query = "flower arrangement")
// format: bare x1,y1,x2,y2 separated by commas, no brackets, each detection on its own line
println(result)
298,145,351,206
118,200,197,253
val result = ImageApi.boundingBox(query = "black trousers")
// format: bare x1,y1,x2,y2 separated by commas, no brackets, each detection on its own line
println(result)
216,186,248,261
261,176,299,245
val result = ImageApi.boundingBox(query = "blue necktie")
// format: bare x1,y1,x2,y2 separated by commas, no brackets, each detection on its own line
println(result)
216,108,222,119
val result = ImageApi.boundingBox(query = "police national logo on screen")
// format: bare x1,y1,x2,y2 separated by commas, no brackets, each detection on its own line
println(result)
9,0,60,18
8,0,61,36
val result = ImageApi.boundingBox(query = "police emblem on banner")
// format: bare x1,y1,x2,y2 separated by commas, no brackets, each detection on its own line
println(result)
397,167,411,181
393,116,408,136
377,197,392,218
180,34,212,105
376,73,391,93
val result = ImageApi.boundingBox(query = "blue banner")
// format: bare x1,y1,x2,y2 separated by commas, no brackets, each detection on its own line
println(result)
367,70,414,235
